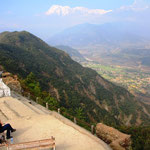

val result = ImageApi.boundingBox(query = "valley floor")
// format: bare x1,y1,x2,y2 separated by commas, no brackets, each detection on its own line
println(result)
82,61,150,101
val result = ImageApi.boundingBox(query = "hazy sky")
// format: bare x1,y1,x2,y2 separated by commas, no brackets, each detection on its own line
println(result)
0,0,150,39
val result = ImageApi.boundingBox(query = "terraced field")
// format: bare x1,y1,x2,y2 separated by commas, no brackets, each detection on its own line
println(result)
82,62,150,99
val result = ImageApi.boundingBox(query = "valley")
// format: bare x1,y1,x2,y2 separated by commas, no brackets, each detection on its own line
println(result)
82,62,150,98
75,46,150,103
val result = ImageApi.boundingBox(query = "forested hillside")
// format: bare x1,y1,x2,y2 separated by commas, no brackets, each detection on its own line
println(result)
0,31,150,127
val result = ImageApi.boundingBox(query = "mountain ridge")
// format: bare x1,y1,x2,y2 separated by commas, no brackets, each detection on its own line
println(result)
47,22,149,49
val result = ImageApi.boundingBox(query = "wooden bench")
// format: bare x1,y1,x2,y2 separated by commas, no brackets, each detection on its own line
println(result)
0,132,8,150
0,137,55,150
0,132,6,143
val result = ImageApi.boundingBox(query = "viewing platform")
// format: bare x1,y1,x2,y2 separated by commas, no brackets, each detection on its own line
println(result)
0,93,111,150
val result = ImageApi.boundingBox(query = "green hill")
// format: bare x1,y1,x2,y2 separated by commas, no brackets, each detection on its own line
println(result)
0,31,150,126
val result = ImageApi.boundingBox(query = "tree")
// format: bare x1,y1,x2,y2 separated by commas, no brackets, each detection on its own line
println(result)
44,94,59,110
75,107,85,120
23,72,41,97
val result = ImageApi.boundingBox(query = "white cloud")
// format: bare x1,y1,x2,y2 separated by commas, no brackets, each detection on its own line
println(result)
120,0,150,11
45,5,112,16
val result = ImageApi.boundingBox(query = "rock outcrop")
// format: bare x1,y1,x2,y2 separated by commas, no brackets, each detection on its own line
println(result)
2,72,22,93
96,123,131,150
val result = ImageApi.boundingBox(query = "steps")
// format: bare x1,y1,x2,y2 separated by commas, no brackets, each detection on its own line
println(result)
0,109,8,122
0,99,19,120
11,92,52,115
0,97,46,122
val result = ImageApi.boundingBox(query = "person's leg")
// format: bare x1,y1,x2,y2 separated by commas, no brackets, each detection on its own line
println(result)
1,124,14,138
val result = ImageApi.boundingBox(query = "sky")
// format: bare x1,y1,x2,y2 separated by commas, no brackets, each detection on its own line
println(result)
0,0,150,40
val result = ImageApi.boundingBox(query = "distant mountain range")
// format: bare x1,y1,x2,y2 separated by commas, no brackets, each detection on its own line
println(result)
48,22,150,50
0,31,150,126
48,22,150,68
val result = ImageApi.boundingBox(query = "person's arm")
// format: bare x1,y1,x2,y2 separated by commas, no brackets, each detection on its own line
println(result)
0,119,4,125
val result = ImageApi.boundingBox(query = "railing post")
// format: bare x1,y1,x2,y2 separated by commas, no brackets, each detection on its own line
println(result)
46,103,49,109
58,108,60,114
36,97,39,103
91,125,94,134
74,117,77,124
28,93,30,99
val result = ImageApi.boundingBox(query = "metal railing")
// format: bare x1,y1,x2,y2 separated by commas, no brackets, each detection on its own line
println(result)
24,92,96,135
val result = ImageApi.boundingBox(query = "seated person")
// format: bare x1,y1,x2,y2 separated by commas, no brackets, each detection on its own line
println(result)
0,120,16,139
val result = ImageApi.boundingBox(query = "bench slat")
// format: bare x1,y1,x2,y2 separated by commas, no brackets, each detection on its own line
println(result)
1,138,55,150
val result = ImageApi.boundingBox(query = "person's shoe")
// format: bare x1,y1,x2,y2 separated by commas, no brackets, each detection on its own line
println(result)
6,136,13,139
11,129,16,132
